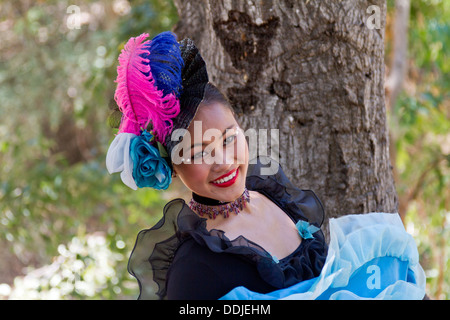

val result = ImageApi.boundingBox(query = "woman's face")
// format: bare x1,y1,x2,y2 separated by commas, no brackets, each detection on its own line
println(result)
172,102,249,202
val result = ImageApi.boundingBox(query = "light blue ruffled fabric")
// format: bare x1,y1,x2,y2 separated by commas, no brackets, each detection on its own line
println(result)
220,212,426,300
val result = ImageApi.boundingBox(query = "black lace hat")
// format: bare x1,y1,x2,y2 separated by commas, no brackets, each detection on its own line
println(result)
164,38,209,158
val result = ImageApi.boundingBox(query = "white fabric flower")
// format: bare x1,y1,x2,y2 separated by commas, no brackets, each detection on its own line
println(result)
106,133,138,190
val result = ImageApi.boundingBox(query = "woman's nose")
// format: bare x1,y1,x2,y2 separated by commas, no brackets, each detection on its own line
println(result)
210,146,234,171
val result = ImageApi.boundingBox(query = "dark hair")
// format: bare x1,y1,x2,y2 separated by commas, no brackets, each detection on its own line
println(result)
200,83,235,115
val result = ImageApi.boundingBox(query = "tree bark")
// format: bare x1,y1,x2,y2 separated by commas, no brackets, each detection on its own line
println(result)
173,0,398,239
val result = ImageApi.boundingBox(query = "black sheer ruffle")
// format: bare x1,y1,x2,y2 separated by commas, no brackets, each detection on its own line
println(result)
127,157,327,299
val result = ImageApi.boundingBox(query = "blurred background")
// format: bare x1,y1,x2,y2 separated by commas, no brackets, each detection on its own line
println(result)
0,0,448,299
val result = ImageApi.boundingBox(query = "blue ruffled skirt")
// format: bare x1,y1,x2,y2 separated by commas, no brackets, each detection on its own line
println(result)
220,212,426,300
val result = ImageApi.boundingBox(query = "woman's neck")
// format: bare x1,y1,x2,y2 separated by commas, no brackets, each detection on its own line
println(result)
189,188,250,219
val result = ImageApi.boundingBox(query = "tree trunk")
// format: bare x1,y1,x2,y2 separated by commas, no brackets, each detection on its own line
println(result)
173,0,398,239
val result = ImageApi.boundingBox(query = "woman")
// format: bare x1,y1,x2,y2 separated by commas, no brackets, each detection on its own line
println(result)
165,84,327,300
106,31,326,299
106,31,426,300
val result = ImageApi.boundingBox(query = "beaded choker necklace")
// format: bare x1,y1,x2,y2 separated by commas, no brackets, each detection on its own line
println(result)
189,188,250,219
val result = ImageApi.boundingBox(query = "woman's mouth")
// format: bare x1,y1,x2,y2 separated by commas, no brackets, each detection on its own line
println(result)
210,168,239,188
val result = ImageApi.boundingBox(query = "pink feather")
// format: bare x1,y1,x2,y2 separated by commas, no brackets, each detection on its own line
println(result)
114,33,180,143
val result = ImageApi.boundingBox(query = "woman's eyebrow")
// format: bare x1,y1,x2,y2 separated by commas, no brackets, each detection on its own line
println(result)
190,124,236,148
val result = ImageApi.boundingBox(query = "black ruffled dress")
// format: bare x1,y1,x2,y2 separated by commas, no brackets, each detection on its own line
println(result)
127,158,327,300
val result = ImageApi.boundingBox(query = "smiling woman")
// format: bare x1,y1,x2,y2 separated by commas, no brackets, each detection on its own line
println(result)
106,31,327,299
107,30,425,300
172,100,249,203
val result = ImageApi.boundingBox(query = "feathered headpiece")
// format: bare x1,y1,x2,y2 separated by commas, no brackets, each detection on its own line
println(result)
106,31,209,190
114,32,183,142
106,31,183,190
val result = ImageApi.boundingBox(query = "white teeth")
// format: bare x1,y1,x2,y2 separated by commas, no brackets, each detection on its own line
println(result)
213,169,237,184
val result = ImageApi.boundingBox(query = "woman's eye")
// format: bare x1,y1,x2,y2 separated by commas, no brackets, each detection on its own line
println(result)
192,150,208,160
224,134,236,145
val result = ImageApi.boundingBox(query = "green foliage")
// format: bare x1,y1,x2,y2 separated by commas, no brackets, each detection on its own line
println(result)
387,0,450,299
4,234,135,299
0,0,178,299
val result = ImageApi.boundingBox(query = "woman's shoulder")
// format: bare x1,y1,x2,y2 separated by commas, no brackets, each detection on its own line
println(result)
127,197,194,300
166,239,234,299
171,237,212,262
167,238,278,299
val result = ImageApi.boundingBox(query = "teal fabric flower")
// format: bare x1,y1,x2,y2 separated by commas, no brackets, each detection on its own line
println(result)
130,131,172,190
296,220,320,240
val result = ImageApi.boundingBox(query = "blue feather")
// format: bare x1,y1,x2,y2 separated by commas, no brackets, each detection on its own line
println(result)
140,31,184,98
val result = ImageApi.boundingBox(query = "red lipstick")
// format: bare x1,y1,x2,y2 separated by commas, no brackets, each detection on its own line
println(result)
210,168,239,188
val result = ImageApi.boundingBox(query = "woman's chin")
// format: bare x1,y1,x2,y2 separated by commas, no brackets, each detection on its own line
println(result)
210,178,246,202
